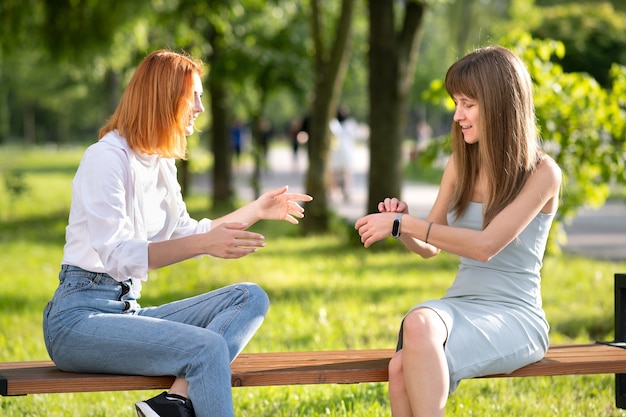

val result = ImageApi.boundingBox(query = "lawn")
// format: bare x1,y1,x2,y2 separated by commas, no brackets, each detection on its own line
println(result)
1,145,625,416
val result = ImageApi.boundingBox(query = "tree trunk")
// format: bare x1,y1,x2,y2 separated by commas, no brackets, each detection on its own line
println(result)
302,0,356,235
0,62,8,143
367,0,426,214
249,114,262,200
249,87,269,200
206,26,234,211
208,75,234,211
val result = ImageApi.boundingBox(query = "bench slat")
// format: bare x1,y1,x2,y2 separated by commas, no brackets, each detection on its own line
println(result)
493,343,626,377
2,343,626,396
0,363,175,395
232,349,393,386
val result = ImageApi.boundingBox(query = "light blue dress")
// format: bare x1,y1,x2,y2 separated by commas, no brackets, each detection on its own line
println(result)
405,202,555,392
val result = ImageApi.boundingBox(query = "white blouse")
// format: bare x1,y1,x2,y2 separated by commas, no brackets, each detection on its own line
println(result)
62,131,212,294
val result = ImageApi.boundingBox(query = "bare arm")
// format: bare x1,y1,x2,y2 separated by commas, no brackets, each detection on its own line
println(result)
421,157,561,261
148,222,265,270
354,157,456,257
396,157,457,258
211,185,312,228
355,156,562,262
148,186,312,270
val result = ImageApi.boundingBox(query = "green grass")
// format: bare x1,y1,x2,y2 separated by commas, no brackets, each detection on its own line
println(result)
1,145,626,416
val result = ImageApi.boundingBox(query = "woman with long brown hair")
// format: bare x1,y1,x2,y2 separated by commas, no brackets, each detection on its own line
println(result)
355,45,562,416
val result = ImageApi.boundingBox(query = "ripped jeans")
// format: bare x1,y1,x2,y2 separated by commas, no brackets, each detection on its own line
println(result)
43,265,269,417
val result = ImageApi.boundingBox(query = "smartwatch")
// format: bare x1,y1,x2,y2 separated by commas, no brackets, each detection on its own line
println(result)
391,213,403,238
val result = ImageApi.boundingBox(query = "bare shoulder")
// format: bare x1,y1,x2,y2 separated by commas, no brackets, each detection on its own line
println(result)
532,155,562,213
536,155,562,186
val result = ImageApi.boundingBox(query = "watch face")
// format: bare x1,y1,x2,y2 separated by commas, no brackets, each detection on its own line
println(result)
392,219,400,237
392,213,402,238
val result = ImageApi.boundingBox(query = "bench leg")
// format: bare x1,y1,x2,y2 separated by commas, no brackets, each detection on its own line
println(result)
615,273,626,409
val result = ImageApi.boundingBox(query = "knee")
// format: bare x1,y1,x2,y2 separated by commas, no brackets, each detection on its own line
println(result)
388,352,406,395
402,309,447,349
388,351,403,382
205,331,230,355
240,282,270,315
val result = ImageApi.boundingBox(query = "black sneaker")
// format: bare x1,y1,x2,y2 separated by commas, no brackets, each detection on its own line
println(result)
135,391,196,417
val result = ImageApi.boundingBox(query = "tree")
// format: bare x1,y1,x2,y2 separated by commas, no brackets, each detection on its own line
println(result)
0,0,154,145
213,3,311,199
530,2,626,87
301,0,356,234
205,25,236,210
39,0,149,58
161,0,312,210
366,0,426,214
0,0,43,143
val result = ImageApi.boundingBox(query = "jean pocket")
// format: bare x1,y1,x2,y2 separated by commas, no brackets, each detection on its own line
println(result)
56,275,98,301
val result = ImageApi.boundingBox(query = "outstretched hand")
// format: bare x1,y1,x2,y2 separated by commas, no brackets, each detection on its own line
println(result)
257,186,313,224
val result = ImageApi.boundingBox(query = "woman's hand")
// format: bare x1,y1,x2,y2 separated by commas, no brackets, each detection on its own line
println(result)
377,197,408,214
203,222,266,258
354,197,409,248
147,222,266,268
354,212,397,248
257,186,313,224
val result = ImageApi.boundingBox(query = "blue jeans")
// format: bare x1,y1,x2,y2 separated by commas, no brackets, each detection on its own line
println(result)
43,265,270,417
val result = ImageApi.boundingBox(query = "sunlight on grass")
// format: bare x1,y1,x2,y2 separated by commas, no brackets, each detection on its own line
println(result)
1,146,626,416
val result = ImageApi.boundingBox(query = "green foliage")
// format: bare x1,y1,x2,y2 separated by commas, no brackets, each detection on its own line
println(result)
40,0,151,59
0,0,44,56
506,33,626,220
1,146,626,416
530,2,626,87
215,1,313,123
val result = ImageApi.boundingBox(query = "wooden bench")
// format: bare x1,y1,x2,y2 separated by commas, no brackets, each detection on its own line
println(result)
3,273,626,409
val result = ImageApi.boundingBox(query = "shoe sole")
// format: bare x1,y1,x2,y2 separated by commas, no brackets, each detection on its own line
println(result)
135,402,159,417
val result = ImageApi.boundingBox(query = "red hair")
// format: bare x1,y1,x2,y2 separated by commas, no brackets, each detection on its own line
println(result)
99,50,203,159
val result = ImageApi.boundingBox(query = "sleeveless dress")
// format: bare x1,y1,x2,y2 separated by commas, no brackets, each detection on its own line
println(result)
403,202,555,392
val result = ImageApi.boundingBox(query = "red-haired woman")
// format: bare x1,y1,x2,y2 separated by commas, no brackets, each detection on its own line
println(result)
43,49,312,417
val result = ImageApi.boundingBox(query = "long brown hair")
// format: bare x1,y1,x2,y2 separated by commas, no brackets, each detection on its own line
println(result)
99,50,203,159
445,45,542,227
